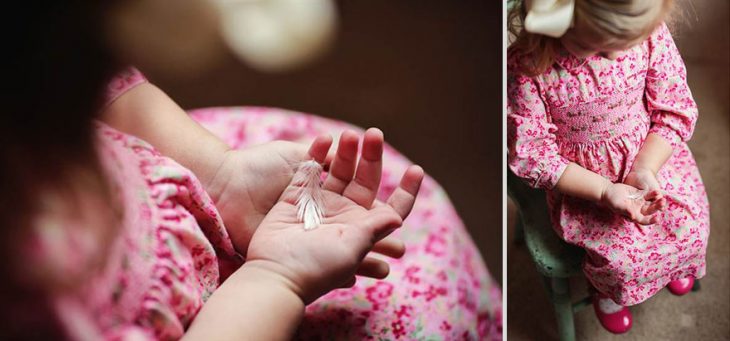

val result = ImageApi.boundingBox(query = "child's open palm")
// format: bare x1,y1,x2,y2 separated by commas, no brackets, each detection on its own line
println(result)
245,129,424,304
601,182,666,225
206,140,314,254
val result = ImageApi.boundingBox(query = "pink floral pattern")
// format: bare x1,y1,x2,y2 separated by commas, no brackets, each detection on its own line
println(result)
507,23,709,306
46,69,501,339
54,122,242,340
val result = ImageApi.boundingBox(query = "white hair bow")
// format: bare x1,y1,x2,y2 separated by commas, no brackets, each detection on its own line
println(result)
524,0,575,38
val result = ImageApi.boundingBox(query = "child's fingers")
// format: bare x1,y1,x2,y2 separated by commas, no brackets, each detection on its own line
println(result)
356,205,403,241
641,194,667,216
337,276,357,288
632,210,658,225
323,149,336,170
323,130,360,194
307,134,334,163
386,165,424,220
355,257,390,279
623,206,646,225
279,144,332,204
633,215,651,225
641,201,659,216
342,128,384,208
372,236,406,259
643,189,663,202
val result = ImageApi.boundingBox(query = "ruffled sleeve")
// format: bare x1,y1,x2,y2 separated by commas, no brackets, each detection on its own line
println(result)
645,23,699,148
507,59,570,189
103,67,148,107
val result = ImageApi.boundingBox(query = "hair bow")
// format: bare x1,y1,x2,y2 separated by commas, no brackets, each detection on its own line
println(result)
524,0,575,38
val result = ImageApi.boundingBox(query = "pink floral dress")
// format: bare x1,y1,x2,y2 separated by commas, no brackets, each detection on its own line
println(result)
507,23,709,306
42,68,501,339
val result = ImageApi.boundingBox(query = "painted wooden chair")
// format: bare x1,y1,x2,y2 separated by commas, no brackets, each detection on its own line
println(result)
508,169,589,341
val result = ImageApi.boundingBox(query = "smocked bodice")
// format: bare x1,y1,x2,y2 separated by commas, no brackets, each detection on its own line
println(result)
551,86,649,145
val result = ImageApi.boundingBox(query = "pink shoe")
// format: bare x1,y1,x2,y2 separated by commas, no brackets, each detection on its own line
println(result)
667,277,694,296
592,293,632,334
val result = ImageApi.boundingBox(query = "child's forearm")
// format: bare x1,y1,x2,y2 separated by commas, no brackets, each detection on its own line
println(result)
182,262,305,340
555,163,611,203
630,133,673,175
100,82,231,188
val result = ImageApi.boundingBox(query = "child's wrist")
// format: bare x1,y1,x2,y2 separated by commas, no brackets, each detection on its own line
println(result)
232,260,307,316
630,164,658,176
201,147,235,200
598,177,613,204
237,259,307,306
187,258,305,340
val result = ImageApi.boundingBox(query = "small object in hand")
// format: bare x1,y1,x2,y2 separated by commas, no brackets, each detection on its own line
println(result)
627,189,648,201
295,160,325,230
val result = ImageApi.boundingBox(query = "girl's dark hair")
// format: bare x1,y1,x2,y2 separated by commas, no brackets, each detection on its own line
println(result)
1,1,119,338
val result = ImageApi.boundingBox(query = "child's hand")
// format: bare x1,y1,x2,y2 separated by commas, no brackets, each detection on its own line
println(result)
205,140,315,254
207,130,384,255
600,182,666,225
624,167,661,192
245,129,424,304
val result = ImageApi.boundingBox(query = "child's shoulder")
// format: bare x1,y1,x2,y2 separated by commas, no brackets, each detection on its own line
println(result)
645,22,676,51
506,49,541,82
506,48,528,74
506,45,561,82
652,21,673,38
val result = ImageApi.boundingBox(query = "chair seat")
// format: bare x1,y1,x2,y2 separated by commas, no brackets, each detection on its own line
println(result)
508,170,584,278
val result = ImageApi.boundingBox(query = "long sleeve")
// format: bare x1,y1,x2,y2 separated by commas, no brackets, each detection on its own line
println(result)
103,67,148,108
507,63,569,190
645,23,699,148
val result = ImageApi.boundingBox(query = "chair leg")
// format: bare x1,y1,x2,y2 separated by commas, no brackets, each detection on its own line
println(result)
513,213,525,244
545,276,576,341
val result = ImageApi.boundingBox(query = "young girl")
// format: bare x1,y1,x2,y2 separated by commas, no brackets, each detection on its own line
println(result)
2,2,501,339
508,0,709,334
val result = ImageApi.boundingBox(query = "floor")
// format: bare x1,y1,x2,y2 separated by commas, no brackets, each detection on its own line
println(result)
507,1,730,339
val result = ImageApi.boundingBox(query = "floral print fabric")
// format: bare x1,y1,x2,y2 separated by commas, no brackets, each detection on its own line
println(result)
507,23,709,306
48,69,501,339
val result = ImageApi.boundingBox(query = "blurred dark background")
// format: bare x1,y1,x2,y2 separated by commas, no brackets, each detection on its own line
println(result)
147,0,503,282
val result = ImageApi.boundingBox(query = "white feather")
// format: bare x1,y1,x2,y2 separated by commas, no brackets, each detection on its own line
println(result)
627,188,648,200
294,160,325,230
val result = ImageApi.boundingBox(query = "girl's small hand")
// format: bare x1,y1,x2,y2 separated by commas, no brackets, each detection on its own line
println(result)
600,182,666,225
207,130,388,256
246,129,424,304
624,167,661,192
205,140,314,254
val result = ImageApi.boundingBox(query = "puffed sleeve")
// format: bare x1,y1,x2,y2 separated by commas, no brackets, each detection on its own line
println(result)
103,67,148,108
507,60,570,190
645,22,699,148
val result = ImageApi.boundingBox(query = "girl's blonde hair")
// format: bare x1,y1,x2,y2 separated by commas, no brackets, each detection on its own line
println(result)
508,0,675,76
